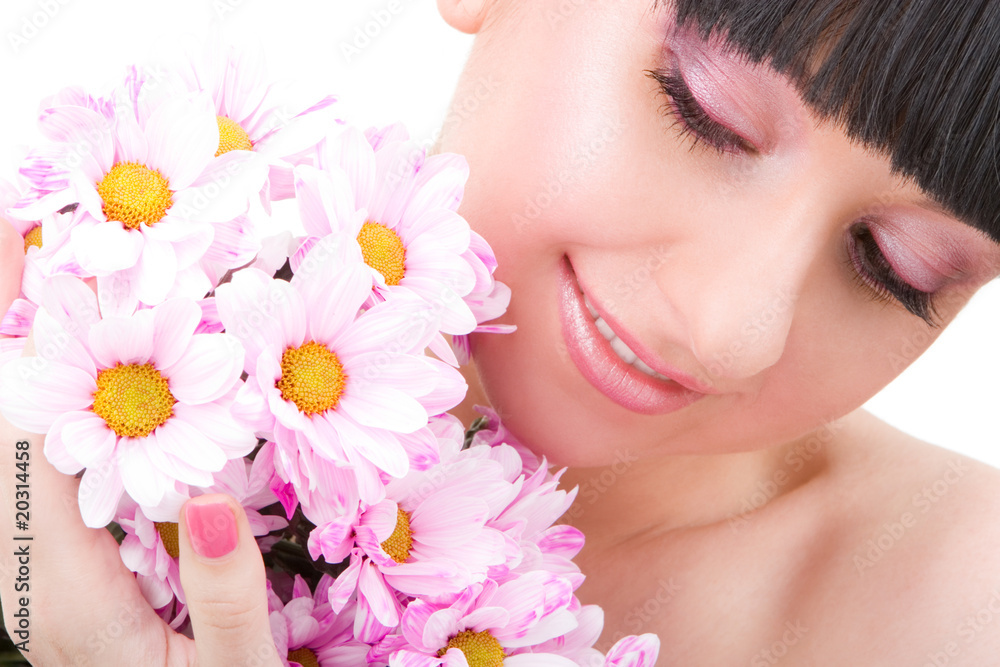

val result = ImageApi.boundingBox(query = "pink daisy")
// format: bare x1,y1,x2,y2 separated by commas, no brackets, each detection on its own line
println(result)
310,453,518,638
267,575,372,667
215,238,466,505
290,124,480,339
0,276,256,527
8,83,267,315
602,635,661,667
172,38,340,204
382,572,580,667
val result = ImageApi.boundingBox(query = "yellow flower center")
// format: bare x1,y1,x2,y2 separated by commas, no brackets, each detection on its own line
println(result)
97,162,173,230
287,647,320,667
216,116,254,157
357,222,406,286
23,225,42,253
92,363,176,438
437,630,506,667
380,508,413,564
155,522,180,558
276,341,347,416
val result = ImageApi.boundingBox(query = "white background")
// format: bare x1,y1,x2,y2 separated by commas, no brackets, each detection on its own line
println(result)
1,0,997,466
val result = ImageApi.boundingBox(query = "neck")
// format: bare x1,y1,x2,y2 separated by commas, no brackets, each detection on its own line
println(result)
453,354,838,546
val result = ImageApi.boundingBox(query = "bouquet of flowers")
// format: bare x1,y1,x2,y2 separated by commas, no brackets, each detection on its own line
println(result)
0,38,659,667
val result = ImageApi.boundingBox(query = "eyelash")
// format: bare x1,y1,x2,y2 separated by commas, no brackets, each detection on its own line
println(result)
646,66,755,157
647,65,941,326
846,224,940,326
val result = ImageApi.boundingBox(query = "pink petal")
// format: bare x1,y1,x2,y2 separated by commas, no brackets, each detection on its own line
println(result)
411,495,488,548
325,410,409,478
604,634,661,667
339,383,427,434
422,608,465,655
387,649,440,667
503,655,578,667
358,561,399,628
381,560,467,597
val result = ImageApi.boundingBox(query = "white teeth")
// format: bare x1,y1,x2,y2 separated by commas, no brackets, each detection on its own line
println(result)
595,316,615,340
633,358,657,376
610,336,638,364
586,300,672,382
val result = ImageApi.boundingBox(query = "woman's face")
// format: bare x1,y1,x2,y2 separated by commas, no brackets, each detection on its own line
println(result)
436,0,1000,466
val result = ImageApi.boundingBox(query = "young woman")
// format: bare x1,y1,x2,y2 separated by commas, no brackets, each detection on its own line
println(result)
3,0,1000,664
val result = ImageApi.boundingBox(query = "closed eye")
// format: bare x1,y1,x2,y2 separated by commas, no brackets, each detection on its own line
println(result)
646,64,757,158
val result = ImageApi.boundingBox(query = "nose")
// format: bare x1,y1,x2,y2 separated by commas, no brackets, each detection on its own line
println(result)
654,204,823,381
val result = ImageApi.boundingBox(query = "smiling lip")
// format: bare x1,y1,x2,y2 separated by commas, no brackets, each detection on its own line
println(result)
558,257,708,415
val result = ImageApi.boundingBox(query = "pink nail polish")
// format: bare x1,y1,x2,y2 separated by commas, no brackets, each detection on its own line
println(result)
185,502,238,559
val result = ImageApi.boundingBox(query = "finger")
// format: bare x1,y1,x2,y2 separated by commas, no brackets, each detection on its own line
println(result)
0,217,25,331
0,332,168,661
178,494,282,667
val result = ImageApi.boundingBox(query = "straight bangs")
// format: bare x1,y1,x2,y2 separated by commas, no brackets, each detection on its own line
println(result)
658,0,1000,243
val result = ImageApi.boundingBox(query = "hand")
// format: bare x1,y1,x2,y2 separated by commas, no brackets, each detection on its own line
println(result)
0,218,281,667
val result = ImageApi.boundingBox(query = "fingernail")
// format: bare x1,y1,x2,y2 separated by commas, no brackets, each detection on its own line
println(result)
185,502,238,559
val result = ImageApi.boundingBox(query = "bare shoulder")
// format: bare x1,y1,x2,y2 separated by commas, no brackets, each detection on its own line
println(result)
808,409,1000,663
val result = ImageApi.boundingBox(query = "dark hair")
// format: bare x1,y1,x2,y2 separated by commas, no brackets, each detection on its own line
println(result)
654,0,1000,243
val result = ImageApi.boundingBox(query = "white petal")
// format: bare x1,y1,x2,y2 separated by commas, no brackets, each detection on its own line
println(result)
172,151,267,223
163,333,243,405
78,462,125,528
155,417,227,472
117,437,168,507
173,402,256,458
152,299,201,369
144,92,218,190
134,238,178,306
71,218,144,275
88,307,156,367
57,412,117,469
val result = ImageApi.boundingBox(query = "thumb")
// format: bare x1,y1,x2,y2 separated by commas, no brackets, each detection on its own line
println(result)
178,494,282,667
